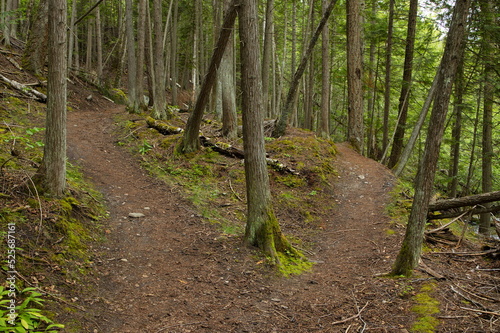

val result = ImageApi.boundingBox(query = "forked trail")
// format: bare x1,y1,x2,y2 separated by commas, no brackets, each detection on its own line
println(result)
68,102,410,332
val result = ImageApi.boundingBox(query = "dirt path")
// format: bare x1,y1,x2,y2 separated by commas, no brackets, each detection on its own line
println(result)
67,103,411,332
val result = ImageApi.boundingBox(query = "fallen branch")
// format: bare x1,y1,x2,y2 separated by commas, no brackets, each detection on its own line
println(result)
426,208,474,233
460,307,500,316
0,74,47,102
331,302,369,325
419,261,445,280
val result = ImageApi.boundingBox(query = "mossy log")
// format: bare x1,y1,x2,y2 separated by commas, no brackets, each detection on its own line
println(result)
146,116,183,135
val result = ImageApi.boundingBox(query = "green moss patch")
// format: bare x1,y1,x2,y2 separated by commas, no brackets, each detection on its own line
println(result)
411,283,440,333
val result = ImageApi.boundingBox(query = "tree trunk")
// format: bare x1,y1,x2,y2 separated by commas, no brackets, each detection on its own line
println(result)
125,0,138,113
136,0,146,109
387,0,418,169
238,0,296,263
448,60,464,197
272,0,336,138
170,0,178,106
262,0,274,118
152,0,170,119
317,0,331,138
95,6,103,83
67,0,77,72
392,74,438,177
479,0,494,235
346,0,364,153
391,0,471,277
37,0,67,197
178,0,239,154
382,0,394,154
22,0,48,75
220,0,237,139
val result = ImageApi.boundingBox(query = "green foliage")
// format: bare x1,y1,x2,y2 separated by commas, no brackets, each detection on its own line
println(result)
0,287,64,332
138,140,153,155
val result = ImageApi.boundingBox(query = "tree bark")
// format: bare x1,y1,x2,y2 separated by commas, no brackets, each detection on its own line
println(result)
262,0,274,118
178,0,239,154
272,0,336,138
238,0,296,263
448,59,464,198
152,0,170,119
136,0,146,109
317,0,331,138
125,0,138,113
346,0,364,152
382,0,394,154
387,0,418,168
37,0,67,197
22,0,48,75
479,0,494,235
391,0,471,277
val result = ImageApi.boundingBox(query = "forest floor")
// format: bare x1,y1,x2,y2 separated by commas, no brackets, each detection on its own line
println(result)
63,92,500,333
1,47,499,332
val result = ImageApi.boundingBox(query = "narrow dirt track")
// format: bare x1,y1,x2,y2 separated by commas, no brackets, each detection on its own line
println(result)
67,102,411,332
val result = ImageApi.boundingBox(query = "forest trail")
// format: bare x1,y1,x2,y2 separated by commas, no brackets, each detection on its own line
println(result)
67,101,411,332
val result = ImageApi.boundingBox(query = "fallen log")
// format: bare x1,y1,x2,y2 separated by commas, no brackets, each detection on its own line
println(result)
428,191,500,212
0,74,47,102
428,204,500,220
200,136,244,159
145,116,183,135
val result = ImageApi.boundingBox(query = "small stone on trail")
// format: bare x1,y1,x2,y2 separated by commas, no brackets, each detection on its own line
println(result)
128,212,145,218
358,174,365,180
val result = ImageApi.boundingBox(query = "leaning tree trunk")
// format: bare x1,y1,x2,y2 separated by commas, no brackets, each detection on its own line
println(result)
272,0,336,138
178,0,239,154
391,0,471,277
238,0,297,263
387,0,418,169
36,0,67,197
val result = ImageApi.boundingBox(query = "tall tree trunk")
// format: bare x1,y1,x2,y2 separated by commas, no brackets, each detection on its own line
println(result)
272,0,336,138
67,0,77,73
95,6,103,84
85,20,93,73
387,0,418,169
303,1,316,131
391,0,471,277
22,0,48,75
136,0,146,109
366,0,378,158
238,0,296,263
479,0,494,234
220,0,237,139
178,0,239,154
448,60,464,198
382,0,394,155
37,0,67,197
317,0,331,138
346,0,364,153
125,0,138,113
262,0,274,118
152,0,170,119
170,0,179,106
